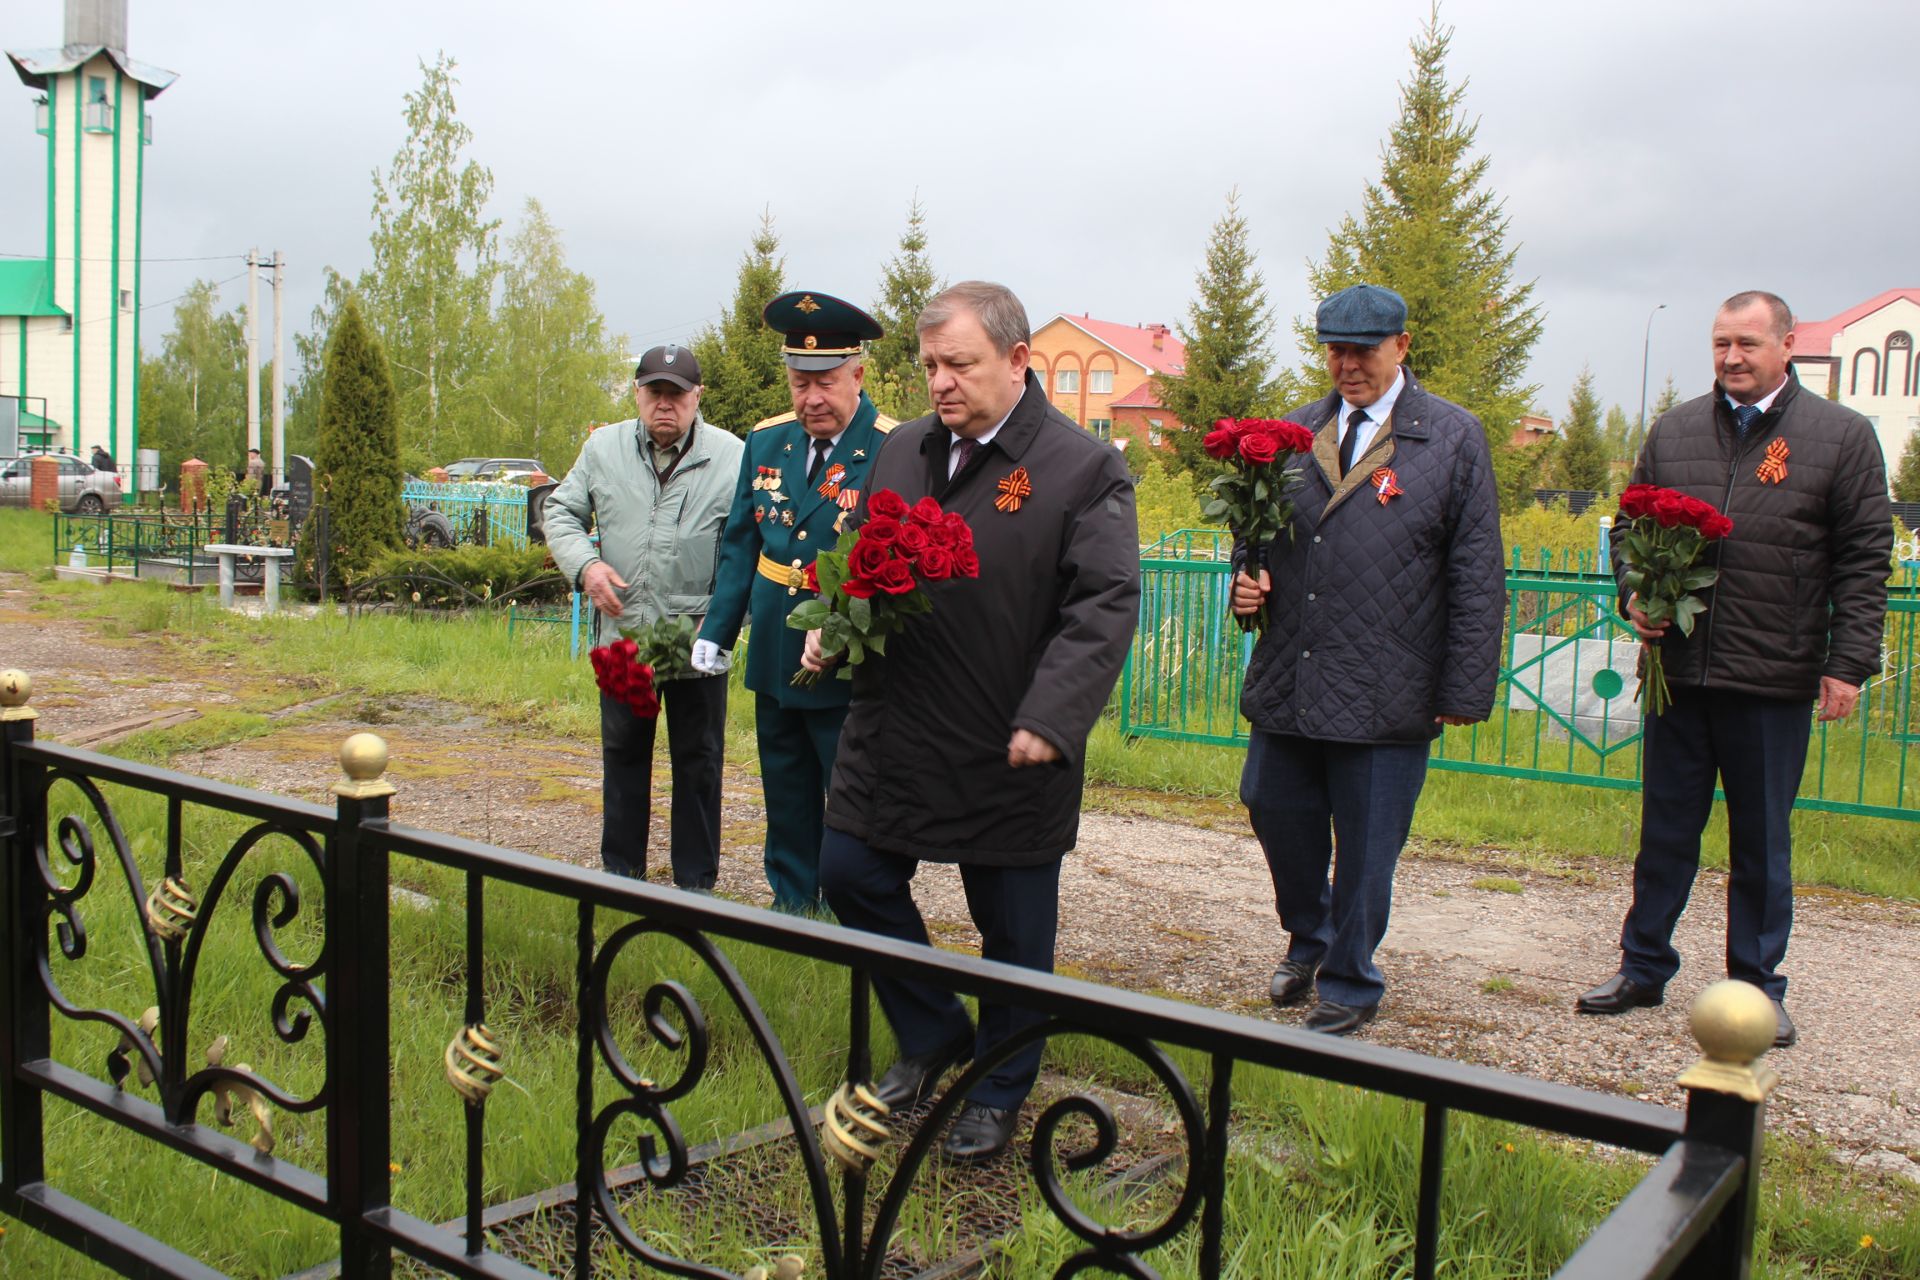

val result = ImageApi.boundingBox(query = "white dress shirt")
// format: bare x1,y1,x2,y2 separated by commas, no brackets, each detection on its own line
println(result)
948,404,1017,478
1723,377,1789,416
1338,369,1407,463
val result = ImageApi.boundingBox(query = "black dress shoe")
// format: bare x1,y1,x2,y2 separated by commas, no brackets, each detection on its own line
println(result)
942,1102,1018,1162
1772,1001,1796,1049
1575,973,1665,1015
1303,1000,1377,1035
871,1030,973,1112
1269,959,1318,1009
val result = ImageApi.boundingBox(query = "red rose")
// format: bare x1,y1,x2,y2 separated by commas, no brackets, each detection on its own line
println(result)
918,545,956,580
1274,421,1316,454
909,496,944,527
847,536,893,580
615,638,639,660
1204,420,1239,459
896,523,930,557
861,516,902,547
841,576,878,599
802,562,820,593
868,489,909,521
1678,496,1715,528
589,648,609,675
1704,514,1734,540
941,512,973,549
872,558,916,595
953,547,980,578
1652,493,1687,527
1239,430,1280,465
923,518,957,548
627,688,659,718
1618,484,1657,519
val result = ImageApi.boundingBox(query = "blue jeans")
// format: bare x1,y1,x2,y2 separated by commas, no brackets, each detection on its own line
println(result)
1619,685,1810,1000
819,828,1061,1110
1240,731,1430,1008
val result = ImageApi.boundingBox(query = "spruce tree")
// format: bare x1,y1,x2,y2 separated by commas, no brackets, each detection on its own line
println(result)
690,210,789,434
1556,366,1609,494
1154,190,1285,484
1294,5,1543,508
1893,428,1920,504
313,297,403,582
867,197,941,421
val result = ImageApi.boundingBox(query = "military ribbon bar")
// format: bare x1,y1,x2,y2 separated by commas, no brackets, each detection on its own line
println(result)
1755,437,1789,484
995,467,1033,513
1370,467,1402,505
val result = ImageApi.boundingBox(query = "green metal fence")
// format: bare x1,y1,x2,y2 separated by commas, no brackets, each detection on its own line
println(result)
400,480,530,547
51,510,220,578
1118,542,1920,823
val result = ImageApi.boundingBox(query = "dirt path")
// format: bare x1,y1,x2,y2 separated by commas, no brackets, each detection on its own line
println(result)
4,575,1916,1184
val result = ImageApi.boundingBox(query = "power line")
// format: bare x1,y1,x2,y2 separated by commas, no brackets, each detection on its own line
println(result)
0,250,250,264
59,269,250,330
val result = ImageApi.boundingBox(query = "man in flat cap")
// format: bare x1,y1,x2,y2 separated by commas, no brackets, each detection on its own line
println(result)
694,291,897,913
1231,283,1504,1034
546,345,744,889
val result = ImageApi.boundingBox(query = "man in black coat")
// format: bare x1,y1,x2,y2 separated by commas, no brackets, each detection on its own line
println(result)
806,281,1140,1161
1576,291,1892,1049
1232,283,1504,1036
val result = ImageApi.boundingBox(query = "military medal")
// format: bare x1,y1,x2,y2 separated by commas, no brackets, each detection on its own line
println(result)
755,507,765,523
1755,437,1789,484
781,509,795,526
995,467,1033,513
818,462,848,499
837,488,860,511
1370,467,1403,505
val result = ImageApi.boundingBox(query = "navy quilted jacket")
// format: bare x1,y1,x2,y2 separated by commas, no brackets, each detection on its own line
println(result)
1610,376,1892,700
1238,371,1505,743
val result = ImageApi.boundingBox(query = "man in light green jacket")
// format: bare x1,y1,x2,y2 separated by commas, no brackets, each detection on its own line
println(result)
545,345,745,888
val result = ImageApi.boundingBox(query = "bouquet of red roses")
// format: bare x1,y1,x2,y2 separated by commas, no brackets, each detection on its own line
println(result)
1202,417,1318,632
1614,483,1734,716
785,488,979,686
589,637,659,718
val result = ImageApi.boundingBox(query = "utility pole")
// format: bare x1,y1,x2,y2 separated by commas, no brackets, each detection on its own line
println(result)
271,251,286,485
246,249,260,456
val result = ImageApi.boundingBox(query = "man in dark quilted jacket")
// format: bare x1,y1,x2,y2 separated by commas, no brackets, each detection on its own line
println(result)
1231,284,1505,1035
1576,291,1892,1049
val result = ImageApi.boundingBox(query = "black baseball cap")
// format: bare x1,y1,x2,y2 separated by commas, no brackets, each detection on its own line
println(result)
634,344,701,391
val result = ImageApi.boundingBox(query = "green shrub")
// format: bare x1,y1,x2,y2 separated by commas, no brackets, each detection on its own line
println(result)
363,542,568,604
303,297,403,586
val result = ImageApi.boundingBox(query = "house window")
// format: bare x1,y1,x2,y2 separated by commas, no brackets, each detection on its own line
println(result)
34,96,50,136
1055,369,1079,395
1089,369,1114,395
119,289,132,311
1148,417,1164,448
1089,418,1112,442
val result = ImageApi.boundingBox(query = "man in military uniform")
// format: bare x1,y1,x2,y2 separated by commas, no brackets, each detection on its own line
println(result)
693,291,896,912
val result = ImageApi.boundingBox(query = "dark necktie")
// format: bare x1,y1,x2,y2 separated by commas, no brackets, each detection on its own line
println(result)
954,436,978,476
1732,404,1763,438
807,438,830,487
1339,409,1367,477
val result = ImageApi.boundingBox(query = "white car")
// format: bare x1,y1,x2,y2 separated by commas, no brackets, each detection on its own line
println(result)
0,451,122,513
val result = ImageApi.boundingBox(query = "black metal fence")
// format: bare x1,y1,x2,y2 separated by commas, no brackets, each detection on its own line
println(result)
0,675,1778,1279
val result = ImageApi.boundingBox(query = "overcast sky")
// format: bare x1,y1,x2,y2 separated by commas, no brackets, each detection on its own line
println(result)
5,0,1917,423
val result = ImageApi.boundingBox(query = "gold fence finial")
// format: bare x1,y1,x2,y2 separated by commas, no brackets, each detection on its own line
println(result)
0,669,35,722
821,1082,893,1173
445,1023,506,1105
745,1256,805,1280
333,732,395,799
1676,979,1780,1103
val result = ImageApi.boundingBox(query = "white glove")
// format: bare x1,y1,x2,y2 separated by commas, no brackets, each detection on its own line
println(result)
691,638,725,674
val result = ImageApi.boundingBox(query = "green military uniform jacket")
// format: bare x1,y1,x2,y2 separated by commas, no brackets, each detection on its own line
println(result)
699,392,896,708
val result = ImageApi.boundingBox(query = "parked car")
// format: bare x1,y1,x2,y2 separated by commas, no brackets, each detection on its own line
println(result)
441,457,547,483
0,451,122,513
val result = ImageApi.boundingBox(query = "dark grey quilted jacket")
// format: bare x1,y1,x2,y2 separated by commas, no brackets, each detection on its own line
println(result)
1610,376,1892,700
1238,371,1505,743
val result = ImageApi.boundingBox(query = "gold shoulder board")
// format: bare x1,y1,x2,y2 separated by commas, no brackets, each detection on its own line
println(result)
752,412,799,432
873,414,899,435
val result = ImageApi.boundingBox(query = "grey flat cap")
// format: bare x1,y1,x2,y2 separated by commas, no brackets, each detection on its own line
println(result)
1315,284,1408,346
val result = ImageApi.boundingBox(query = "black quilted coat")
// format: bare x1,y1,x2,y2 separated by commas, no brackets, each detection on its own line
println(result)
1610,376,1892,701
1238,371,1505,743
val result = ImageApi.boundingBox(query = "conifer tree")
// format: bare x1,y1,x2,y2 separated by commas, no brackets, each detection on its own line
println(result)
690,210,789,435
1652,374,1681,417
313,297,403,582
1893,428,1920,504
867,197,942,420
1556,366,1609,494
1293,5,1542,507
1154,190,1285,483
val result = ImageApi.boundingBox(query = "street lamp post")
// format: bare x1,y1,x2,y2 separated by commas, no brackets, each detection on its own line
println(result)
1636,303,1668,457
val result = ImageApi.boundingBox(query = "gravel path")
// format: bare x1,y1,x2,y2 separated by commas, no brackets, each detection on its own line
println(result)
4,575,1916,1185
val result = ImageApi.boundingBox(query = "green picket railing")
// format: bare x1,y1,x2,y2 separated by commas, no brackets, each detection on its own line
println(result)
1118,540,1920,823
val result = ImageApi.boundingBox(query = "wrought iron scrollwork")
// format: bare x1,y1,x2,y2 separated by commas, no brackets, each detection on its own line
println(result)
580,919,845,1279
32,769,330,1135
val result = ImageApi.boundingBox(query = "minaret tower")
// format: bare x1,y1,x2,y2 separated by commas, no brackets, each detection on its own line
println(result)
3,0,175,482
